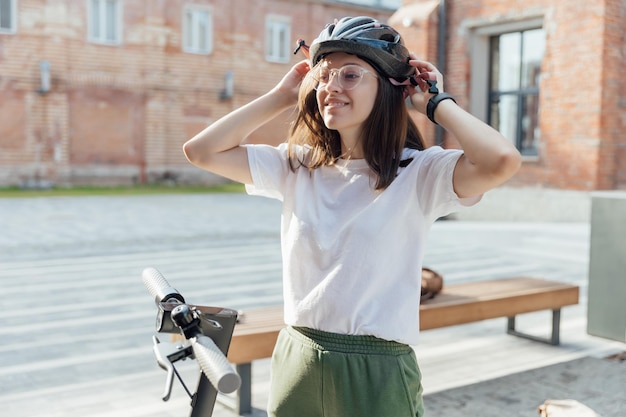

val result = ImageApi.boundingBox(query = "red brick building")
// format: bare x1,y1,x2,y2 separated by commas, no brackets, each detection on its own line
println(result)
0,0,397,186
1,0,624,198
395,0,626,194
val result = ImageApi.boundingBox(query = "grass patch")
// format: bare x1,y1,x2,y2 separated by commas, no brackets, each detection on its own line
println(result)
0,182,246,198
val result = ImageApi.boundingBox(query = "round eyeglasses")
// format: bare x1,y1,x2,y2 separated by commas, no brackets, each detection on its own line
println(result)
311,64,377,91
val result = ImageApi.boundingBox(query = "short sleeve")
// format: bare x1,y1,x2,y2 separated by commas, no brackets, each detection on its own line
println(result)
244,143,290,201
409,146,481,220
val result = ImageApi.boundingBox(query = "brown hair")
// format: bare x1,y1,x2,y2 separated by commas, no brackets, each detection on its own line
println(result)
287,67,424,190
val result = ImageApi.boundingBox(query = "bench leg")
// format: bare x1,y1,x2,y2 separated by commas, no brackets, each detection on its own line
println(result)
506,308,561,345
236,363,252,415
216,363,252,415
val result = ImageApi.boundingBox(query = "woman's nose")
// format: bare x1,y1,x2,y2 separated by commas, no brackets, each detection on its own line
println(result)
324,72,342,91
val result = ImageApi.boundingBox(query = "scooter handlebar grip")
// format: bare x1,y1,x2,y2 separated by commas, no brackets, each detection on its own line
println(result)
191,335,241,394
142,267,184,304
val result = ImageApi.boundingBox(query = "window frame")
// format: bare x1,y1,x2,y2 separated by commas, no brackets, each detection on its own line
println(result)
0,0,17,34
265,14,291,64
468,18,545,158
182,3,213,55
488,28,544,157
87,0,123,45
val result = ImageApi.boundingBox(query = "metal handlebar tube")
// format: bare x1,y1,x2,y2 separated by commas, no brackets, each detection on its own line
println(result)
143,267,240,417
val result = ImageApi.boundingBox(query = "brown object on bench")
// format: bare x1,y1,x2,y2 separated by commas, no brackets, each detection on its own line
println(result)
420,267,444,302
189,277,580,414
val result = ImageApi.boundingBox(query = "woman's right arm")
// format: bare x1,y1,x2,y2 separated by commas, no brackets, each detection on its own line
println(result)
182,60,310,184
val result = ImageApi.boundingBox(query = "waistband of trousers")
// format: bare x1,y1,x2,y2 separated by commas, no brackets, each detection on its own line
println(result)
288,326,413,355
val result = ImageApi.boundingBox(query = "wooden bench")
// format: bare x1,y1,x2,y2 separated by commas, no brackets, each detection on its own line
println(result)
220,277,579,414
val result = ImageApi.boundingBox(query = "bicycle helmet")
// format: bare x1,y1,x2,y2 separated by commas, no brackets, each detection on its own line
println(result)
308,16,415,84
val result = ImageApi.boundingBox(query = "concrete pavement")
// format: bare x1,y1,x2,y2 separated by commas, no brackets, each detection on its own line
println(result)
0,193,624,417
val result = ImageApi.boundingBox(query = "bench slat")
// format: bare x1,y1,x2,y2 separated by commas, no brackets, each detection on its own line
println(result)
227,306,283,363
419,277,579,330
228,331,281,363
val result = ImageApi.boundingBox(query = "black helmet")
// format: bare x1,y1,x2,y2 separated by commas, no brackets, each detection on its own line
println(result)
308,16,415,84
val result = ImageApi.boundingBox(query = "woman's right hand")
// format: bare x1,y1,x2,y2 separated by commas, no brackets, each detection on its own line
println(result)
271,60,311,105
183,59,312,184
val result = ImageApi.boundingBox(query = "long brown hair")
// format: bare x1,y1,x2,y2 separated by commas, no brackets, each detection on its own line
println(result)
287,64,424,190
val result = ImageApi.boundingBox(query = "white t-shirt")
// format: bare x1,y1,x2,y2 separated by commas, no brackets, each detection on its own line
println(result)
245,143,479,345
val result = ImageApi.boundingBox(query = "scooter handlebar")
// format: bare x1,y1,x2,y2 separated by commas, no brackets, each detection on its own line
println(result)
143,267,240,394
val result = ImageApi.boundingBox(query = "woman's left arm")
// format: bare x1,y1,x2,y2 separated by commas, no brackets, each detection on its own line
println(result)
408,58,521,198
433,100,522,198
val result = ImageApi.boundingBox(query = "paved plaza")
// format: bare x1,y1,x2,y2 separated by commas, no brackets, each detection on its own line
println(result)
0,193,624,417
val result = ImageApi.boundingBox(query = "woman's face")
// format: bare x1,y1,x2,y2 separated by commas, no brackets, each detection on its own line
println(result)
314,52,379,137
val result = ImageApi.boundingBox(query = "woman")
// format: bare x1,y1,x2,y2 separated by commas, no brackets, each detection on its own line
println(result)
183,16,521,417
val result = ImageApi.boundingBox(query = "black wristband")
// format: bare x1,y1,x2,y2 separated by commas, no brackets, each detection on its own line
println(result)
426,92,456,125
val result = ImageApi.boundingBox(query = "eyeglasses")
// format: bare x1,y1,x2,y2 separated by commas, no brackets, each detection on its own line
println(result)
311,64,377,91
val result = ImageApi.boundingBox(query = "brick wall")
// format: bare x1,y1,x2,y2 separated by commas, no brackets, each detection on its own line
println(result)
0,0,394,186
599,0,626,190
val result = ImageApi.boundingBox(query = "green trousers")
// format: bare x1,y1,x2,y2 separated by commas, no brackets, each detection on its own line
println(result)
267,326,424,417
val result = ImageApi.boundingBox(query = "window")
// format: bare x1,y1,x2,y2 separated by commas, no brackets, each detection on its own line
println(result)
183,5,212,54
488,28,545,156
88,0,122,45
0,0,16,33
266,15,290,63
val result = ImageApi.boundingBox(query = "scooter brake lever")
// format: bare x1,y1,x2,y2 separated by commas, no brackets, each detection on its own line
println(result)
152,335,193,401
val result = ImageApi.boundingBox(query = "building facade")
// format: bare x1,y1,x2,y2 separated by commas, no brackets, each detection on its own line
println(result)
0,0,397,186
1,0,624,195
395,0,625,192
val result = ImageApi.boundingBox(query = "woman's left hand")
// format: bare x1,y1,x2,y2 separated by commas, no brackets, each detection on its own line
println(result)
407,54,444,114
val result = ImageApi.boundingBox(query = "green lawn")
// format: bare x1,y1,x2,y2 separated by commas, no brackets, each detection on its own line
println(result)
0,183,246,198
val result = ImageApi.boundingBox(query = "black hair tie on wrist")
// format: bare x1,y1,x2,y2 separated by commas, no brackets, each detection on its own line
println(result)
426,92,456,125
